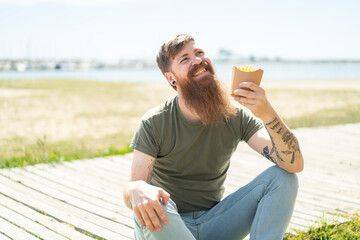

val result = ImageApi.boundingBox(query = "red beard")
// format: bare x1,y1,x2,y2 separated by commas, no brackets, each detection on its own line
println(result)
178,61,237,126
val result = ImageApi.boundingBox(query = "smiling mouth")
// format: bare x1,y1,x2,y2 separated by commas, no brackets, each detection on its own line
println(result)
193,67,207,77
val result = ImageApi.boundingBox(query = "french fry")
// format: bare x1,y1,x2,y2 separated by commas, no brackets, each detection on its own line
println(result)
238,65,255,72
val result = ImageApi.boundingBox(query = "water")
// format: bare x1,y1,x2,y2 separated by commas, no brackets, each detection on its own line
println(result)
1,62,360,83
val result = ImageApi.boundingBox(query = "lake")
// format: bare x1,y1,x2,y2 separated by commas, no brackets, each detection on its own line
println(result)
1,62,360,83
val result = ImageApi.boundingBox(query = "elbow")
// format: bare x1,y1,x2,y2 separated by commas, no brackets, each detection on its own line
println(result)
287,156,304,173
288,164,303,173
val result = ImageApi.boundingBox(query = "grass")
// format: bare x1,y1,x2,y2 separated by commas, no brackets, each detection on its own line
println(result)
284,213,360,239
0,79,175,168
1,79,360,169
1,141,133,169
285,103,360,129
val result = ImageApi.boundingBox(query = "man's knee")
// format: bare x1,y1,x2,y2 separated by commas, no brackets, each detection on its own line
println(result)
134,198,179,228
267,166,299,195
134,199,195,240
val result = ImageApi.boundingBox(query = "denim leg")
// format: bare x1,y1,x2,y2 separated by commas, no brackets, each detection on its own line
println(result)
134,199,196,240
250,166,298,239
195,166,298,240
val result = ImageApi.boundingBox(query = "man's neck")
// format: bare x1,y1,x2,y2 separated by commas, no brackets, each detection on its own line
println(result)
177,94,202,123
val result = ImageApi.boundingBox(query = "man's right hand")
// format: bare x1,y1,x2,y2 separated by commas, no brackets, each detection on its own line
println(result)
129,180,170,232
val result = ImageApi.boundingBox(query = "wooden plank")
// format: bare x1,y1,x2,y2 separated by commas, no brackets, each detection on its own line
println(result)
31,163,129,207
27,162,128,202
1,168,133,222
25,166,131,214
294,194,350,213
228,151,360,192
297,173,360,192
63,160,127,184
297,175,360,194
49,162,129,202
89,158,131,175
0,205,68,240
292,208,349,225
0,194,94,240
0,233,12,240
0,123,359,239
30,164,124,199
300,184,360,205
55,161,124,187
0,170,134,234
0,175,133,239
232,146,359,176
0,217,39,240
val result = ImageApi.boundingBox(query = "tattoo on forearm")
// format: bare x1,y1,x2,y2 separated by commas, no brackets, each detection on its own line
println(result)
271,121,280,130
282,131,300,151
261,134,284,165
261,146,276,164
281,130,301,164
265,117,278,126
270,134,285,162
266,117,281,132
264,118,301,165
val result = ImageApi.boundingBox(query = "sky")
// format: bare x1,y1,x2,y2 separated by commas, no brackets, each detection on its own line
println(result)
0,0,359,62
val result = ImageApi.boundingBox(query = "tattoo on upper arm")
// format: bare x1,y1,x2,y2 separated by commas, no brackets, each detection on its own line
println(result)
261,146,276,164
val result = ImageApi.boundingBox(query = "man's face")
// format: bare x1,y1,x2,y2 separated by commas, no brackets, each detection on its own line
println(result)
165,40,236,125
169,41,215,84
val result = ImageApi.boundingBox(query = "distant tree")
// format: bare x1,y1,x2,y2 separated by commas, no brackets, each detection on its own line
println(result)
249,55,256,62
217,49,233,63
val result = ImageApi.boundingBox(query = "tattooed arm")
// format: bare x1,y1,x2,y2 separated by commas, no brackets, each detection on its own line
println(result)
233,82,304,173
247,116,304,173
123,149,170,232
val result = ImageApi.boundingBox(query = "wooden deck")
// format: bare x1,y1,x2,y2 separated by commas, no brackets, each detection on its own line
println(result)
1,123,359,239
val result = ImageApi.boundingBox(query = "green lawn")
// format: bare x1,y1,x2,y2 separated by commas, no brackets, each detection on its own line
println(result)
1,79,360,168
284,213,360,239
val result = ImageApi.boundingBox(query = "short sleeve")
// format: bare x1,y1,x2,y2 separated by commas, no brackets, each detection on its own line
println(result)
237,107,264,142
130,119,159,158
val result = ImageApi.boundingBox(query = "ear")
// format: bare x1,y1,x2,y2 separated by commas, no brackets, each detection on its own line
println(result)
165,72,175,85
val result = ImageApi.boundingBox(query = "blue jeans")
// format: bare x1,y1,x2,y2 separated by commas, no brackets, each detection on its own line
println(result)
134,166,298,240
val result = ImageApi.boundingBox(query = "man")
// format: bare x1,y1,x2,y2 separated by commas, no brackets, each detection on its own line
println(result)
123,34,304,240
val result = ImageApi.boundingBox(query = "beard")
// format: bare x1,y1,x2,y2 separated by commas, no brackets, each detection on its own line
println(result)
177,61,237,126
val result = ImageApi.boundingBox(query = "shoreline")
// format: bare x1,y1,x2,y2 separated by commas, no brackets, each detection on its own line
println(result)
1,77,360,84
2,61,360,82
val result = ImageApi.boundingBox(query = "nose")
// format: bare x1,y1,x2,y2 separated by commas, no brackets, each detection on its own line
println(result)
191,56,203,66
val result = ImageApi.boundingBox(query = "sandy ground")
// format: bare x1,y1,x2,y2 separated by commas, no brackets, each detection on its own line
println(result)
1,80,359,154
238,80,360,120
0,82,176,154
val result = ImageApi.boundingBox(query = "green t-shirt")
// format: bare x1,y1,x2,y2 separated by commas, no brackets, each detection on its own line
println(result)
130,95,263,213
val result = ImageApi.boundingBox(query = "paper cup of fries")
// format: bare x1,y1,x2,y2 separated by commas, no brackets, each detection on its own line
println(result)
230,65,264,96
